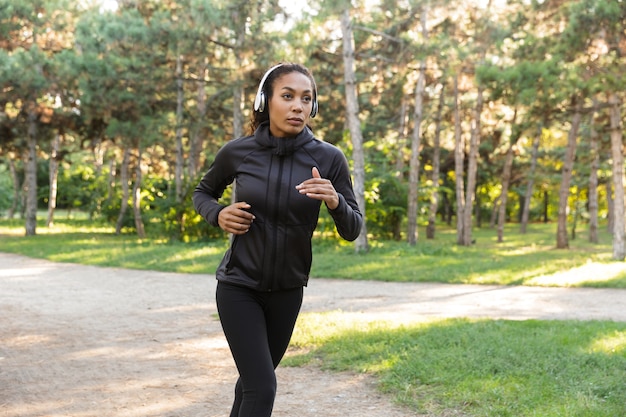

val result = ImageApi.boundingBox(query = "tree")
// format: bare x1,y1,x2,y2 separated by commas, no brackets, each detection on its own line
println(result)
0,0,76,235
556,98,582,249
453,74,465,245
406,5,428,245
496,111,522,243
341,7,369,252
426,82,445,239
608,93,624,260
588,102,600,244
4,0,626,250
520,126,541,233
76,5,171,236
46,132,61,226
461,77,483,246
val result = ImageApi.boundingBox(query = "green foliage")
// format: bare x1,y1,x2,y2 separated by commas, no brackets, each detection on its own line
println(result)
287,314,626,416
145,178,227,242
366,173,408,240
1,0,625,248
0,162,14,214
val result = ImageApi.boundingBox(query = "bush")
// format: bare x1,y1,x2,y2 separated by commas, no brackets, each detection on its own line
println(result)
0,162,14,215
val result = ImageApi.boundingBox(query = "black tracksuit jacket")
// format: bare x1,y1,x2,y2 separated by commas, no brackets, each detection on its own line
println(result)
193,122,363,291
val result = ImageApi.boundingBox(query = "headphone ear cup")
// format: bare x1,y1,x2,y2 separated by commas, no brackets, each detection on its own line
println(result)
254,90,266,112
310,99,318,118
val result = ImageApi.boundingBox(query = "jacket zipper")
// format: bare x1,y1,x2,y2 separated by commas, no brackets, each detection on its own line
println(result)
266,155,284,290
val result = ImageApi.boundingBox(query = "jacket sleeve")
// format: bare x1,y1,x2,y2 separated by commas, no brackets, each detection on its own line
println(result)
192,143,236,227
326,150,363,242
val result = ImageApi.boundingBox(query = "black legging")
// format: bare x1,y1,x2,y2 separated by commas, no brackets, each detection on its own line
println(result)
216,281,303,417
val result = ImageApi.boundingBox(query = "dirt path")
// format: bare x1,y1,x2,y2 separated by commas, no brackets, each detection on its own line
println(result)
2,252,625,417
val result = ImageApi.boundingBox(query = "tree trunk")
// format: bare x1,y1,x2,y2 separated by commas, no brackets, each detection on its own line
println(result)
497,112,521,243
520,125,541,233
606,181,614,233
517,193,524,222
232,61,244,139
115,147,131,235
225,11,247,214
570,188,581,241
543,190,549,223
475,191,482,228
588,105,600,244
24,108,38,236
174,53,185,204
7,154,20,219
556,100,582,249
232,78,244,140
497,149,514,242
462,84,484,246
47,132,61,227
426,83,444,239
453,75,465,245
443,190,452,225
106,157,116,204
93,131,105,176
609,93,625,260
189,58,209,181
407,7,428,245
231,7,245,142
407,65,425,245
90,131,106,220
395,96,408,177
341,8,368,253
132,143,146,239
490,193,501,228
230,54,244,208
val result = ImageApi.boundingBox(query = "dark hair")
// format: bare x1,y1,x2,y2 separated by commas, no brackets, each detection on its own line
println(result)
248,63,317,135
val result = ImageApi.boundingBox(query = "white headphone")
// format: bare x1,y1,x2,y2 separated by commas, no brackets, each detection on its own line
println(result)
253,64,318,118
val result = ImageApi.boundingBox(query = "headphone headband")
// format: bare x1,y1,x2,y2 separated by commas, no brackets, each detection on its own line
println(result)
253,63,318,118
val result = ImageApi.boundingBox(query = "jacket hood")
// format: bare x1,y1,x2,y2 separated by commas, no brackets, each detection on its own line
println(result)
254,121,315,156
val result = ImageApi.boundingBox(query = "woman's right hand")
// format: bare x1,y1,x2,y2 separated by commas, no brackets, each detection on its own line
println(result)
218,202,255,235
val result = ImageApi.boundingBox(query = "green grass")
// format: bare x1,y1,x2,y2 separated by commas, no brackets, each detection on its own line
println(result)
0,216,229,274
312,224,626,288
286,312,626,417
2,214,625,287
2,214,626,416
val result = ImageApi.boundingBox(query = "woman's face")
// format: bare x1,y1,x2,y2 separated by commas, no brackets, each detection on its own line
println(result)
267,71,314,138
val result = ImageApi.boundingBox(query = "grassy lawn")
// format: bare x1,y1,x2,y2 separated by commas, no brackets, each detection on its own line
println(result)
1,214,625,287
2,214,626,416
286,313,626,417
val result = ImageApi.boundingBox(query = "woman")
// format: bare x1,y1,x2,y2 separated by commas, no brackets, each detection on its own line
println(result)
193,63,362,417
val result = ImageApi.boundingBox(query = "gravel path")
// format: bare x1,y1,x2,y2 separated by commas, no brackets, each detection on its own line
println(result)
1,252,625,417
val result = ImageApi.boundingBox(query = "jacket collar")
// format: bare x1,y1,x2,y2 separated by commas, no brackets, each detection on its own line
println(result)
254,121,314,156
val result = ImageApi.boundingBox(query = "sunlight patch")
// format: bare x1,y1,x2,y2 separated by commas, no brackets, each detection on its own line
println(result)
0,267,53,278
587,332,626,354
5,333,53,347
526,261,626,286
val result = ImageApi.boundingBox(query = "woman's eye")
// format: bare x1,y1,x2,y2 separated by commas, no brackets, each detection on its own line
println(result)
303,96,312,103
282,94,293,99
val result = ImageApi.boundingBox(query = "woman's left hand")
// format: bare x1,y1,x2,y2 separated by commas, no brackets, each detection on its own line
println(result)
296,167,339,210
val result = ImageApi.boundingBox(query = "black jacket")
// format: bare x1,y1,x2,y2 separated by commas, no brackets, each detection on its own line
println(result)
193,122,363,291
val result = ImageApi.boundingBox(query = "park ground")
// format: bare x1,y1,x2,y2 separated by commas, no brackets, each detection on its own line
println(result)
2,252,626,417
